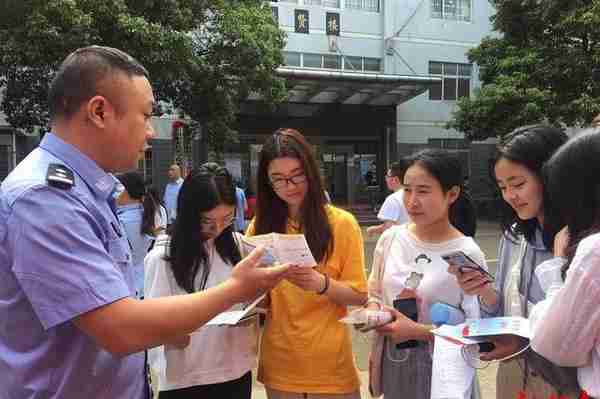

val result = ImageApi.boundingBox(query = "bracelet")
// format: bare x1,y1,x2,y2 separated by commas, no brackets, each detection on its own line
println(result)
317,273,330,295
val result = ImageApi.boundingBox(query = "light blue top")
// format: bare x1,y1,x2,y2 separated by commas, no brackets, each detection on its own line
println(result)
117,203,152,298
481,229,551,317
0,133,146,399
235,187,247,232
163,178,183,224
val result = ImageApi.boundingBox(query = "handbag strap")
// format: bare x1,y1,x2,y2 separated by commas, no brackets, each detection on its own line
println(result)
376,228,398,286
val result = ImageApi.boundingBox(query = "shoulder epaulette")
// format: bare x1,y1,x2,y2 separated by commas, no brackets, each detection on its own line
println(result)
46,163,74,189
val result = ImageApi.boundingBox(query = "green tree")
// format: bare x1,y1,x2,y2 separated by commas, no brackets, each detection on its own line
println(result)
0,0,286,151
447,0,600,140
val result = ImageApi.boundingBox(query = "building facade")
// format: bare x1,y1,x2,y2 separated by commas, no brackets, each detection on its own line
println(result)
2,1,499,207
226,0,498,207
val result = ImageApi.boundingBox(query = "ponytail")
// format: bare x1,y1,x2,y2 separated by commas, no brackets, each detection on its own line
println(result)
115,171,157,236
450,189,477,237
141,194,158,236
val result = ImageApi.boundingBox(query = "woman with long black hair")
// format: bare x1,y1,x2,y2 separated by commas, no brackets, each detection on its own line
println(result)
368,149,485,399
145,163,256,398
116,171,158,298
529,128,600,399
248,128,367,399
450,125,577,398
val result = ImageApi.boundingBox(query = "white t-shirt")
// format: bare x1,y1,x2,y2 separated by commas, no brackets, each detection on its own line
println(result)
377,189,409,225
144,234,257,391
379,225,485,321
154,205,168,232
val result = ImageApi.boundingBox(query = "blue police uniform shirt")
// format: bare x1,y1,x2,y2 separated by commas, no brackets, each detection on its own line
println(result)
0,133,146,399
117,203,152,298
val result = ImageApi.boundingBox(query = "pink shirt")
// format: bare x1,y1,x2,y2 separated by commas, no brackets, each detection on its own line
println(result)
530,232,600,397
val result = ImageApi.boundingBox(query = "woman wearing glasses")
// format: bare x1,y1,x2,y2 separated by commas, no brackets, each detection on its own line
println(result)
144,163,257,399
247,128,368,399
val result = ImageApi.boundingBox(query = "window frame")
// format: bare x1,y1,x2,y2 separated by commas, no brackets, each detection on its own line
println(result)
431,0,472,22
428,61,472,101
345,0,380,12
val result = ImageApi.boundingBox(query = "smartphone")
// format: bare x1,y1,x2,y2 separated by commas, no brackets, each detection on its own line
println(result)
441,251,494,282
393,298,419,349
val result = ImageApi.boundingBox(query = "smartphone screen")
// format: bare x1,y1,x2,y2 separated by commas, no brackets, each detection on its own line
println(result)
441,251,494,281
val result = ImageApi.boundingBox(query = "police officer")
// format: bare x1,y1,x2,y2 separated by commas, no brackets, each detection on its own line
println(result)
0,46,290,399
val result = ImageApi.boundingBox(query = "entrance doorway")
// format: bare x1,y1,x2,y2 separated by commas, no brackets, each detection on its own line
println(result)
321,145,353,205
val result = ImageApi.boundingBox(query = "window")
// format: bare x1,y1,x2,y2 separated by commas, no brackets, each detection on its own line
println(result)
345,0,379,12
432,0,471,22
303,53,323,68
428,61,472,101
323,0,340,7
344,56,362,71
363,58,381,72
283,51,301,67
323,54,341,69
137,148,153,180
304,0,322,4
284,52,380,72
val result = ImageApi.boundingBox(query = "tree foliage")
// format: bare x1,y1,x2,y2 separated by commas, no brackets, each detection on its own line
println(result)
0,0,286,151
447,0,600,140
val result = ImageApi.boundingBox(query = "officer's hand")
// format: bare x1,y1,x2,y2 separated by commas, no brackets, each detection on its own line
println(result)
229,246,292,303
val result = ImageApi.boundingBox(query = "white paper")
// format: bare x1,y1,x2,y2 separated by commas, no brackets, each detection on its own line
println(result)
432,323,485,346
431,336,476,399
206,293,266,326
242,233,317,267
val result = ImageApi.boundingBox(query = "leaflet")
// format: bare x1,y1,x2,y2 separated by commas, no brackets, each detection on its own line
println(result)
463,316,531,339
432,317,531,344
205,293,266,326
432,324,486,346
240,233,317,268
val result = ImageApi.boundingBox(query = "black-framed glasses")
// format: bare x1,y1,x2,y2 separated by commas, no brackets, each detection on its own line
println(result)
199,214,236,233
269,173,307,190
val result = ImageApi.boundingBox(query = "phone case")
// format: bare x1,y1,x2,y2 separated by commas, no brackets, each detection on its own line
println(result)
393,298,419,349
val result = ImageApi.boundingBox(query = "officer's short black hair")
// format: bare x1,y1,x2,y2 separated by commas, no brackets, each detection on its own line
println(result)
48,46,149,121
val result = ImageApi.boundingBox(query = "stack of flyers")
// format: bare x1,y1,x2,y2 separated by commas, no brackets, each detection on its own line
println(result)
462,317,531,339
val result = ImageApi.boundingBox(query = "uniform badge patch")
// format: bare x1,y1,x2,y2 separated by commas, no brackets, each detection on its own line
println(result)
46,163,74,189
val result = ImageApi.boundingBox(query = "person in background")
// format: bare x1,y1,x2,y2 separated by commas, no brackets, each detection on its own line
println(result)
235,185,248,234
146,163,258,398
529,128,600,399
248,128,367,399
0,45,290,399
164,164,183,225
450,125,572,398
368,149,484,399
244,185,256,226
366,161,408,236
116,171,157,298
146,184,168,237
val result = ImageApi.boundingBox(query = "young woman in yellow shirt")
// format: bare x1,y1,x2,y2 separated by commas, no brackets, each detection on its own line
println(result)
247,128,368,398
